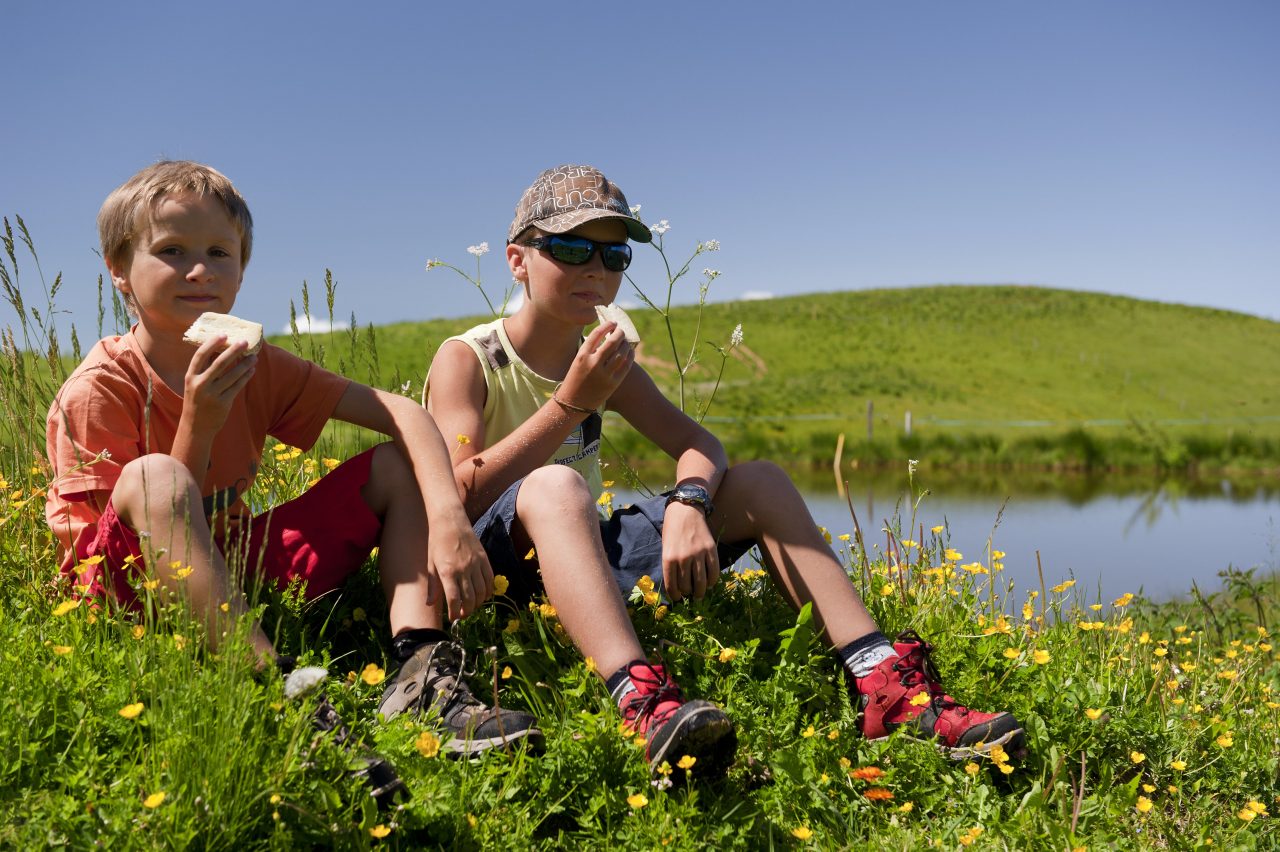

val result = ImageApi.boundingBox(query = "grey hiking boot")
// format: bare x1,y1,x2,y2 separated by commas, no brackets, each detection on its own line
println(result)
378,639,544,756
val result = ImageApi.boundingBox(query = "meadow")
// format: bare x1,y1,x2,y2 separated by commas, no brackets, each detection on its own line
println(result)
2,222,1278,849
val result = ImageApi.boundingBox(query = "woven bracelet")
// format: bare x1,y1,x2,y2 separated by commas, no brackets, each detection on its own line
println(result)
551,388,595,415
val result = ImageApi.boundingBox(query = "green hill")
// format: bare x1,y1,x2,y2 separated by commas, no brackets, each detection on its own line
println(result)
284,285,1280,471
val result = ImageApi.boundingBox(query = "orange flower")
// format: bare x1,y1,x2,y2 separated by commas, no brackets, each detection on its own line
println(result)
850,766,885,781
863,787,894,801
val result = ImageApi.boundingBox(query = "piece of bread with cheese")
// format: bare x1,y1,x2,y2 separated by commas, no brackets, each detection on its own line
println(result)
182,312,264,355
594,303,640,344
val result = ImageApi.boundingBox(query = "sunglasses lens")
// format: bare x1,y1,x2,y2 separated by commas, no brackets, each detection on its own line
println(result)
601,244,632,271
547,237,594,265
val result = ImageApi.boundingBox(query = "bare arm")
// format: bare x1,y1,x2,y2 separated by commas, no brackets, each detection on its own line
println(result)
331,381,492,620
427,324,634,518
610,365,729,601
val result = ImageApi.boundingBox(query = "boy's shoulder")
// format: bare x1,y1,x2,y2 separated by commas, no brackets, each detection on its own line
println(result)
54,335,148,408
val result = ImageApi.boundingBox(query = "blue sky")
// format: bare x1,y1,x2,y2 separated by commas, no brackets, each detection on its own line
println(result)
4,0,1277,341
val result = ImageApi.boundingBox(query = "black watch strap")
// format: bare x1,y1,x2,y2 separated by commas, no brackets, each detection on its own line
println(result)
665,484,714,518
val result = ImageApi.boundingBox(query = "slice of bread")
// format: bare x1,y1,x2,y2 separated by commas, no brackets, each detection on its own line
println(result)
594,303,640,344
182,312,264,355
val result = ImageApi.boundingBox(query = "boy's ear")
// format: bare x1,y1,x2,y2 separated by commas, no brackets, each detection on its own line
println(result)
506,242,529,283
106,257,131,294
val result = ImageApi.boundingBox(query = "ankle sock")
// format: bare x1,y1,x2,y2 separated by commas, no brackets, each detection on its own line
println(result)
391,627,452,662
606,661,644,703
837,632,897,679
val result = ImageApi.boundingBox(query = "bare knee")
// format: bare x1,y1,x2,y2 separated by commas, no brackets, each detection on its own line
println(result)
364,443,414,514
112,454,200,527
516,465,593,524
723,460,793,498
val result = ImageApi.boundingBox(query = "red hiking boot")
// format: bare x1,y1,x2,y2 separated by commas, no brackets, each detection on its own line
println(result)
852,631,1025,759
617,660,736,781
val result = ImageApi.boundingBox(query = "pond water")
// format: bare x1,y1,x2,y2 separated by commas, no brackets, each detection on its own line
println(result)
617,469,1280,604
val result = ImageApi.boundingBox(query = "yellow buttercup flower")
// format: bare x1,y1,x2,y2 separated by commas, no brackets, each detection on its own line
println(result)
1170,759,1187,771
416,730,441,758
493,574,509,596
791,826,813,840
1003,648,1021,660
1130,751,1146,764
360,663,385,686
370,825,391,838
52,600,81,617
1135,796,1153,814
1215,734,1233,748
1032,650,1051,665
627,793,648,809
1085,708,1102,721
677,755,697,770
801,725,816,738
143,791,166,808
119,702,145,720
132,625,145,640
501,666,512,680
718,647,738,663
52,645,73,656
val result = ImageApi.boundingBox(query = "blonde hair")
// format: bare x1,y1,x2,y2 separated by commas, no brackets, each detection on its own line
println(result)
97,160,253,271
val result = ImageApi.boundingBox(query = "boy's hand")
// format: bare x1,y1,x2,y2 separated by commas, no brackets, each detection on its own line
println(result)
661,502,720,602
427,515,494,620
557,322,634,412
183,336,256,433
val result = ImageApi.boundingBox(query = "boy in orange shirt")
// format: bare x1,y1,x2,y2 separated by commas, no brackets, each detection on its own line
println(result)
425,165,1025,779
45,162,540,802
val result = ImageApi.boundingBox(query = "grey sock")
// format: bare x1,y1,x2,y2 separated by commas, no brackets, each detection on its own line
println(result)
837,632,897,679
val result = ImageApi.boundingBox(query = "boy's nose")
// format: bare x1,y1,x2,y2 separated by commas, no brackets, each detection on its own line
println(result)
186,261,214,281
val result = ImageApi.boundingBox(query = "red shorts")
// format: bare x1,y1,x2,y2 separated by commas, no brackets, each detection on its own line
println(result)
68,448,382,608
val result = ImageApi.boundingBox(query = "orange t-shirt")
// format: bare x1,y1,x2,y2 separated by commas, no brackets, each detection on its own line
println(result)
45,331,350,572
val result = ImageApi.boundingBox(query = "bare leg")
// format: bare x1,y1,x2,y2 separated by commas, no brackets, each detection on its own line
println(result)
360,443,447,636
112,454,274,657
514,465,646,677
709,460,878,649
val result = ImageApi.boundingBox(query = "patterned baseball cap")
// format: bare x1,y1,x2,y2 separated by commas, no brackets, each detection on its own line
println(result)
508,164,652,244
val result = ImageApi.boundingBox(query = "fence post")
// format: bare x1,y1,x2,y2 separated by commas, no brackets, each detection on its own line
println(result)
866,400,874,442
904,410,912,436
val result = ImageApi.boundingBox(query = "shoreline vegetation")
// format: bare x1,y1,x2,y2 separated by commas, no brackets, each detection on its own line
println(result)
3,222,1278,847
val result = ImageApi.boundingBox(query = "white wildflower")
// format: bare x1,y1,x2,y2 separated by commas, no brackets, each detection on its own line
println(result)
466,242,490,257
283,666,329,700
400,380,412,395
703,268,721,281
629,204,642,216
908,459,919,476
650,220,670,236
730,324,743,347
701,239,720,252
425,258,443,271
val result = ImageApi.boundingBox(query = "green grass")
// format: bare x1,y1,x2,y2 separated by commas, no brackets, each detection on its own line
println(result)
3,453,1278,849
4,220,1279,848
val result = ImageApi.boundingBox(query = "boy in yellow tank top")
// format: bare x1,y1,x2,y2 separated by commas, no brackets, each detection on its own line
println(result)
420,165,1025,779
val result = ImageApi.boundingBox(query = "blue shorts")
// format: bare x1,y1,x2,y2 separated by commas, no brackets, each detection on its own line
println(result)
473,479,757,600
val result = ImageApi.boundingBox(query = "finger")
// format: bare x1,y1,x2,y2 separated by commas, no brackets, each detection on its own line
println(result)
704,551,721,591
663,561,683,603
610,346,635,377
476,560,494,604
582,321,613,352
424,571,440,607
442,575,465,621
221,361,256,398
591,326,627,361
677,560,694,599
691,558,708,600
189,335,227,375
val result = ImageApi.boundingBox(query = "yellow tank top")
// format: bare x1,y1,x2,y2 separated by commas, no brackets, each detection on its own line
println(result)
429,318,605,501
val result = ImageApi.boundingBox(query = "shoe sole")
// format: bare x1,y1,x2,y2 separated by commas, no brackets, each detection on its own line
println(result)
442,726,547,757
868,725,1026,761
647,700,737,781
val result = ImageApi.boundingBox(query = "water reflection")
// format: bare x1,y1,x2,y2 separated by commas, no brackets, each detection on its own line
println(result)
615,465,1280,603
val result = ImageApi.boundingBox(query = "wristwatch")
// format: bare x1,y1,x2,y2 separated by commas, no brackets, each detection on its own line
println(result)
665,484,714,518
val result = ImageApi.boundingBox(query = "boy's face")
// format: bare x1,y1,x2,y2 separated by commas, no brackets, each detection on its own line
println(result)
108,192,244,341
508,218,629,327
